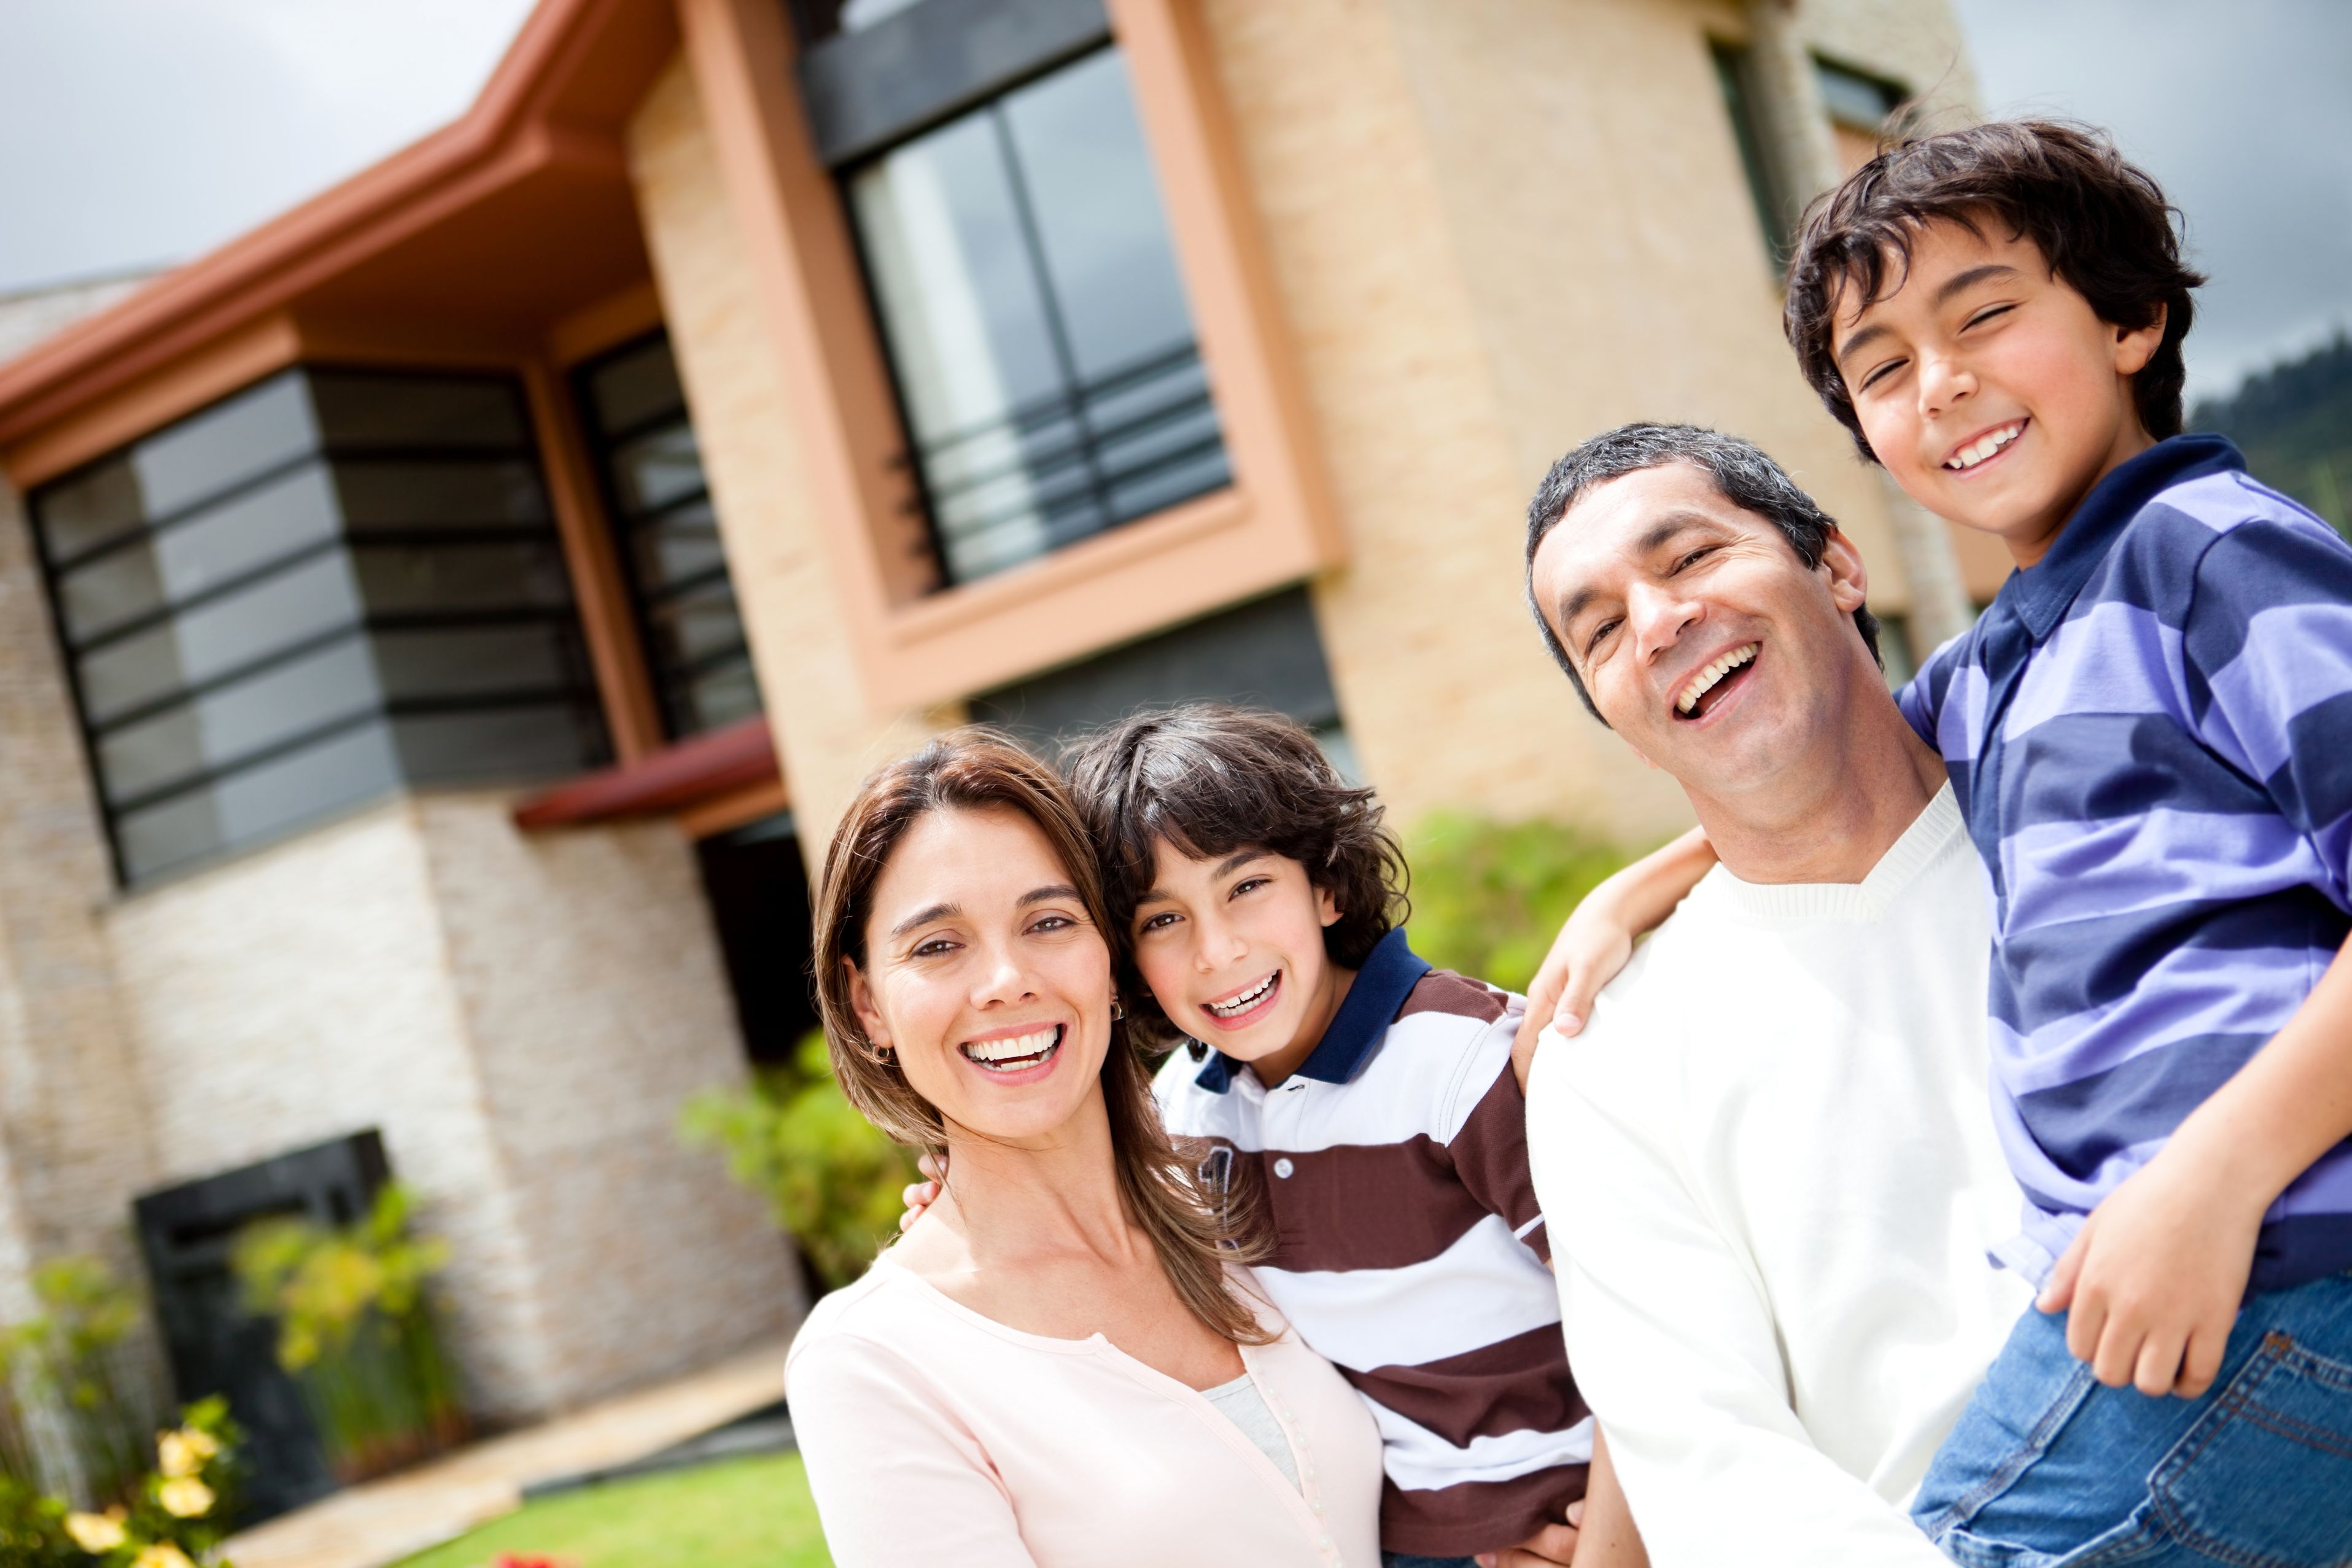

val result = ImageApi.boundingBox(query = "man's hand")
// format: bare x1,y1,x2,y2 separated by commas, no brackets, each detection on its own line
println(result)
898,1151,945,1233
1510,828,1715,1090
1475,1501,1582,1567
2036,1140,2267,1397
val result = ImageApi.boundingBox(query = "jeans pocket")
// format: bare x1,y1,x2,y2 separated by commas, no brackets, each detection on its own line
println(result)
2149,1330,2352,1568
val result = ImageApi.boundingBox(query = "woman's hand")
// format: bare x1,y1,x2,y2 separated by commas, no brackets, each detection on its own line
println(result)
1511,828,1715,1090
898,1151,946,1233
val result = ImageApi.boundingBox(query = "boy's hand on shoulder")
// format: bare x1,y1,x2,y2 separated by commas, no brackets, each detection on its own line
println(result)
2038,1139,2267,1398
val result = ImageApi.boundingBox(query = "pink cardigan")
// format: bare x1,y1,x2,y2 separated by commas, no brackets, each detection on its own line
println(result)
786,1254,1384,1567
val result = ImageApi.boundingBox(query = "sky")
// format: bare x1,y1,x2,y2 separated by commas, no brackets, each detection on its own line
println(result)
0,1,2345,402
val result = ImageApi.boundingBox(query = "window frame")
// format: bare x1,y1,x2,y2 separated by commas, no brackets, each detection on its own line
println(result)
26,362,614,885
678,0,1344,712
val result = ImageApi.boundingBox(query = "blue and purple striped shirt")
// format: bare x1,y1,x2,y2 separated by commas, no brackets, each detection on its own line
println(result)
1900,434,2352,1292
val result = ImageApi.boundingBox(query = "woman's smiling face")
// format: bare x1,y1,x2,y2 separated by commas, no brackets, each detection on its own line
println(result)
846,804,1115,1145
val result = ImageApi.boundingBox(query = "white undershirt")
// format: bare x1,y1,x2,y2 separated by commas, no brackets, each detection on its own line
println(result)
1527,787,2032,1567
1202,1372,1301,1489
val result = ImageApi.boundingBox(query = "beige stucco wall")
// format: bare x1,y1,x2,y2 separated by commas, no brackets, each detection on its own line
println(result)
105,793,799,1424
638,0,1971,852
627,58,955,854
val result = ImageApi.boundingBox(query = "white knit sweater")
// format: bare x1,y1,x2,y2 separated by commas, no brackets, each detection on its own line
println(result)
1527,787,2032,1566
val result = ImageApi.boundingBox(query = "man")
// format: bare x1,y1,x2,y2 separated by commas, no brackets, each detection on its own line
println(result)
1515,422,2028,1565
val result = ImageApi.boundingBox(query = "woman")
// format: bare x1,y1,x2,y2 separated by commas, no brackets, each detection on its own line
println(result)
786,731,1385,1566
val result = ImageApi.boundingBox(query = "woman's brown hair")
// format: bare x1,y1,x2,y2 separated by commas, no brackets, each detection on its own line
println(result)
812,728,1271,1344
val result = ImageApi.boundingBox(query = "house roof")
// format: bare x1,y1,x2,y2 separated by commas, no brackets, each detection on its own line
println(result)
0,0,677,473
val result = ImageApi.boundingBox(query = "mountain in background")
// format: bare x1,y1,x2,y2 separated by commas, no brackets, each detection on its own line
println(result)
2192,333,2352,539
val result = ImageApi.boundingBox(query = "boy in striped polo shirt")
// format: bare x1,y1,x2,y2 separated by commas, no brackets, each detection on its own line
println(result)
1780,122,2352,1558
1065,706,1636,1568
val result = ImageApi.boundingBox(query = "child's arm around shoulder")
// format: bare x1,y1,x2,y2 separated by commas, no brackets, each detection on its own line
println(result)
1511,828,1716,1090
2048,506,2352,1398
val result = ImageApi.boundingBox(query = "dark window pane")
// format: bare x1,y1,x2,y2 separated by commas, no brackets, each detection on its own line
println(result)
96,640,379,802
393,704,610,783
581,338,686,435
78,553,365,726
572,331,763,740
1002,51,1194,379
133,371,316,521
32,363,608,886
371,624,592,701
674,658,764,734
55,462,341,642
845,46,1227,585
333,459,552,529
308,372,530,450
115,722,403,882
33,456,144,560
350,541,577,613
627,503,729,585
646,581,748,667
607,425,708,518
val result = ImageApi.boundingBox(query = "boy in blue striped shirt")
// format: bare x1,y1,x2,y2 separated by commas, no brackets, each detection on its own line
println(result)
1777,122,2352,1560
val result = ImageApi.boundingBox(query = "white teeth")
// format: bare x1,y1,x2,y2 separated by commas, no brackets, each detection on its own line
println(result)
961,1026,1060,1066
1205,973,1277,1018
1675,643,1757,716
1944,422,2022,471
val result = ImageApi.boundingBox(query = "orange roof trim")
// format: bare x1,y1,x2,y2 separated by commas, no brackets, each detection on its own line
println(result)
0,0,679,465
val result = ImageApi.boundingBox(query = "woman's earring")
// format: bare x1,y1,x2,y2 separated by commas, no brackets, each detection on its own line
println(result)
1111,998,1126,1022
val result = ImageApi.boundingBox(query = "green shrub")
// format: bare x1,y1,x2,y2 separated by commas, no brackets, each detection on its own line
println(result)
0,1256,160,1507
1,1394,243,1567
1403,812,1634,994
680,1034,920,1292
231,1186,468,1483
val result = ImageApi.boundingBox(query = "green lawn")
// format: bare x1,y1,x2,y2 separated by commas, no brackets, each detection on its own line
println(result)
392,1451,830,1568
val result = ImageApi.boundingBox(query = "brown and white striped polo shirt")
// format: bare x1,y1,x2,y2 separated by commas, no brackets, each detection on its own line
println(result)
1154,927,1591,1558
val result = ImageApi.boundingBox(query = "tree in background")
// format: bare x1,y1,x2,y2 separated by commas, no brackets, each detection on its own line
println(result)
1404,813,1634,995
2194,333,2352,539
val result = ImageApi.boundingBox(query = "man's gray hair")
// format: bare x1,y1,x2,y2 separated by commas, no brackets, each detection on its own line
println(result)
1522,422,1882,723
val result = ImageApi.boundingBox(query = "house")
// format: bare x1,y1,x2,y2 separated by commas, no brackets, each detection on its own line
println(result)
0,0,1988,1483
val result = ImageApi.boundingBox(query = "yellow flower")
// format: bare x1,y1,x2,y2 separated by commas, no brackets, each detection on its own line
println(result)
157,1475,215,1517
179,1426,220,1462
157,1430,200,1478
133,1547,196,1568
63,1510,127,1552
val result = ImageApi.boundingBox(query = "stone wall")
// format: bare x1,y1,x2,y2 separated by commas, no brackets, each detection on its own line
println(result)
0,477,157,1315
104,794,799,1424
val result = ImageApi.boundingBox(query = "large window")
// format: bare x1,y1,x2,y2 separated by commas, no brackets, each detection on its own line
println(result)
798,0,1231,586
30,368,609,884
574,333,763,738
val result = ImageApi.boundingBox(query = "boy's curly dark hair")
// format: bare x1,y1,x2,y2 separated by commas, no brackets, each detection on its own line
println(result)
1062,705,1408,1050
1784,120,2205,460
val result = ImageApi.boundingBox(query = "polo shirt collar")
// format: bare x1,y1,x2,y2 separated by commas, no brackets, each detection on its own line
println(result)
1999,433,2243,644
1190,927,1431,1092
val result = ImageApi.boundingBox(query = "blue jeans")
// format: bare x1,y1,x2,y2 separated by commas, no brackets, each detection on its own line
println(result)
1912,1271,2352,1566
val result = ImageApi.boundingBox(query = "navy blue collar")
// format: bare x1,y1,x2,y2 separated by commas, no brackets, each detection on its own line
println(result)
1190,927,1431,1093
1997,433,2244,644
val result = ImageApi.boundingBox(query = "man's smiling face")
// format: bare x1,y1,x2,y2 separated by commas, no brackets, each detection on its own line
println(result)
1531,461,1876,802
1831,220,2164,567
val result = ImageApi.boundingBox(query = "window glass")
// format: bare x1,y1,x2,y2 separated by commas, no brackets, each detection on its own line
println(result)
53,463,340,642
132,371,317,522
572,332,764,740
1712,41,1790,270
309,371,531,449
847,45,1230,584
28,366,608,885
